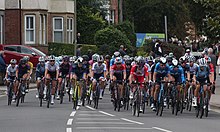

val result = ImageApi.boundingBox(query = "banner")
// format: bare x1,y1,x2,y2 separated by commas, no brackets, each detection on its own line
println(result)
136,33,165,47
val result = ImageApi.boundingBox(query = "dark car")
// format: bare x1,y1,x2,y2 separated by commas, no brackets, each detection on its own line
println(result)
0,45,46,67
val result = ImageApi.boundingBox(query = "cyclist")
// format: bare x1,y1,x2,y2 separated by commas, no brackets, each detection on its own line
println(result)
193,58,210,107
110,57,126,104
15,59,30,95
23,56,33,93
90,55,107,100
206,57,214,110
110,51,121,67
89,54,99,73
5,59,18,102
129,56,149,112
153,57,172,111
44,55,59,105
35,57,45,98
104,55,111,74
57,56,71,100
71,57,87,106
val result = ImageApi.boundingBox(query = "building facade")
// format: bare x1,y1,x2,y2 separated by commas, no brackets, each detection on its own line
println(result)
110,0,118,24
2,0,75,53
0,0,5,44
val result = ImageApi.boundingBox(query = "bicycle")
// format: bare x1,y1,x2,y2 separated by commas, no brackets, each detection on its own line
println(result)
72,79,85,110
45,78,56,108
93,80,101,109
171,82,184,115
123,81,130,110
112,80,123,112
6,78,15,106
186,80,194,112
156,80,168,116
16,78,26,107
196,83,206,119
60,75,67,104
38,78,45,107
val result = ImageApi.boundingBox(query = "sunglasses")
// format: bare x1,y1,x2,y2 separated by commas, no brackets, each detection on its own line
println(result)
50,60,55,62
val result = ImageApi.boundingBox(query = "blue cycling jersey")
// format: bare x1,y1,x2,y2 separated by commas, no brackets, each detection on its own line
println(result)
170,65,185,83
36,63,45,77
154,62,170,78
196,66,210,81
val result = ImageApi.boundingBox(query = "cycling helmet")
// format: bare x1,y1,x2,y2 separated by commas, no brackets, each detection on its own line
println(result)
179,56,186,63
186,49,190,53
125,58,132,65
166,56,172,62
69,57,74,62
188,56,195,62
130,57,134,62
49,55,56,61
147,56,154,62
198,58,207,66
92,54,99,62
160,57,167,64
113,51,120,58
77,57,83,64
123,55,130,60
154,57,161,64
172,59,178,67
19,59,26,64
105,55,111,60
82,55,89,61
115,57,122,64
63,56,69,62
169,52,174,57
97,55,104,63
38,56,45,62
23,56,30,61
136,56,145,67
10,59,17,64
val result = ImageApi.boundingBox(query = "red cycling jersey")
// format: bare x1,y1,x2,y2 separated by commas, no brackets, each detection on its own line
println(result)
111,64,126,73
209,63,214,73
130,64,148,86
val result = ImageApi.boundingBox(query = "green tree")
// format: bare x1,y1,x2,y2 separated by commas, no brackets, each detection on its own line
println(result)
94,27,133,55
77,7,106,44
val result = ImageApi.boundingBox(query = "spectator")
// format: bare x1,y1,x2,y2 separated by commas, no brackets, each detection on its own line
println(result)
76,45,82,57
208,48,217,94
119,45,126,56
154,41,163,57
0,51,6,85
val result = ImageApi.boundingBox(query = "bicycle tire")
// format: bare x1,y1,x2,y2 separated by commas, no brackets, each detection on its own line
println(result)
8,83,13,106
196,98,199,118
205,91,209,117
95,86,100,109
16,90,21,107
160,95,164,116
47,84,51,108
132,101,136,116
60,82,65,104
117,85,121,112
200,94,204,119
39,81,44,107
175,101,179,116
73,86,78,110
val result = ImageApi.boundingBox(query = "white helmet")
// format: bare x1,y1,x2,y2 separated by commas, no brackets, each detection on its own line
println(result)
10,59,17,64
198,58,207,67
69,57,74,62
172,59,178,66
97,55,104,63
160,57,167,64
49,55,56,61
38,56,45,62
58,56,63,62
77,57,83,63
115,57,122,64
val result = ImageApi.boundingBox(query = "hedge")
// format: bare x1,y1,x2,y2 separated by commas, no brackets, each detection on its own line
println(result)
48,42,98,56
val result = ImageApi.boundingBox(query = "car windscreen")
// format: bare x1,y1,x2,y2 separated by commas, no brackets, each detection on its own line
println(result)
31,47,46,56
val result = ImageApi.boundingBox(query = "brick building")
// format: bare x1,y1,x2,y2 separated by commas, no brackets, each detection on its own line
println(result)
110,0,118,24
1,0,75,53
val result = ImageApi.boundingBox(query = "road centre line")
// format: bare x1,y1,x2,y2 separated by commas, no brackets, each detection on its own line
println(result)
66,128,72,132
121,118,144,125
70,111,76,117
76,127,153,130
67,118,73,125
85,105,96,110
153,127,173,132
99,111,115,117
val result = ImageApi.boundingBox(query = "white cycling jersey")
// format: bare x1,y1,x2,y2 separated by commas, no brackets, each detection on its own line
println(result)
92,62,106,74
45,62,59,72
6,64,18,77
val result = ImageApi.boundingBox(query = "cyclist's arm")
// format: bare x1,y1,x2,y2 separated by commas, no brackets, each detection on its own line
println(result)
5,66,9,79
180,68,185,83
16,67,19,79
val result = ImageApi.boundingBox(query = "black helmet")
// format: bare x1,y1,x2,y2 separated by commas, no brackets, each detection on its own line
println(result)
105,55,111,60
82,55,89,61
19,58,26,64
125,59,132,65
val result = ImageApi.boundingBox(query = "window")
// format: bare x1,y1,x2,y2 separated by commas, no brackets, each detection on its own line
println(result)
39,15,46,45
0,16,3,44
25,15,35,44
21,47,33,55
67,18,73,43
53,17,63,43
4,46,17,52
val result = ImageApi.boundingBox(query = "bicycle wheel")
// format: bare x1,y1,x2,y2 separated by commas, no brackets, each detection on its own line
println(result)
196,97,199,118
8,83,13,106
60,81,65,104
160,95,164,116
132,101,136,116
47,85,51,108
95,86,100,109
73,86,78,110
39,81,44,107
117,86,121,112
200,94,204,119
205,91,209,117
82,84,87,107
16,90,21,107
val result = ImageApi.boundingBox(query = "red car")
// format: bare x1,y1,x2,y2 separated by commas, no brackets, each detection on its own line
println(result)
0,44,46,67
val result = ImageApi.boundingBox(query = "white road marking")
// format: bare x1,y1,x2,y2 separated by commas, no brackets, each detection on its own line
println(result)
76,122,133,125
85,105,96,110
66,128,72,132
153,127,173,132
78,114,106,116
121,118,144,125
99,111,115,117
76,118,120,121
70,111,76,117
67,118,73,125
76,106,80,110
76,127,153,130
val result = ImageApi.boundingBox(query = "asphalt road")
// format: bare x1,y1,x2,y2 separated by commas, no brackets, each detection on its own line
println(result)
0,88,220,132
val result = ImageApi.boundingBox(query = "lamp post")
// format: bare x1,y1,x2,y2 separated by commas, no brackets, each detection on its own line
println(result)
19,0,22,45
74,0,77,56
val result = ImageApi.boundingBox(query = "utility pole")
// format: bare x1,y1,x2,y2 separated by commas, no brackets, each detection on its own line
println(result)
74,0,77,56
19,0,22,45
164,16,168,42
118,0,123,23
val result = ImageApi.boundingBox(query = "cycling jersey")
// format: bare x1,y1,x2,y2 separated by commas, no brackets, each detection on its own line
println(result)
111,64,126,81
6,64,18,77
59,63,71,77
27,61,33,70
196,66,210,83
180,63,190,77
83,62,90,74
72,64,87,81
188,63,199,76
36,63,45,78
126,66,131,80
145,63,151,72
170,65,185,83
17,64,30,78
154,62,170,79
208,63,214,73
92,62,106,80
130,64,148,85
45,62,59,72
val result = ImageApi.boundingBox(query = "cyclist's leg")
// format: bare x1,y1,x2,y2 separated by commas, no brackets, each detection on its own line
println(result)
193,82,200,106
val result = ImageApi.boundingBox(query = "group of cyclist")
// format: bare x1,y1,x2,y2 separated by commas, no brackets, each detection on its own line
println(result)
4,47,215,115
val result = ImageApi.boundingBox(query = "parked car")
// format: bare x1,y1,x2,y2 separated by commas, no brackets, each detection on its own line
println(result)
0,45,46,67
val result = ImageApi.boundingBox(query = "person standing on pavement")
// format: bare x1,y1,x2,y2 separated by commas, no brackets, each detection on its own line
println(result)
119,45,126,56
76,45,82,57
208,48,217,94
0,51,6,85
154,41,163,57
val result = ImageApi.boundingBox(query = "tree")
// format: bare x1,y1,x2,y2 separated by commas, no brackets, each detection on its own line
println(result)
77,7,106,44
94,27,133,55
